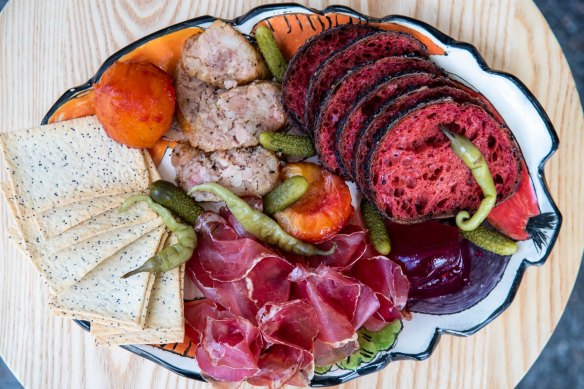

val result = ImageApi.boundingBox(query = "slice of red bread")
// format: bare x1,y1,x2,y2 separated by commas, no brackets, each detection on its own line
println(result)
335,72,445,179
281,24,378,129
304,31,429,132
365,99,522,223
354,85,506,198
313,57,440,177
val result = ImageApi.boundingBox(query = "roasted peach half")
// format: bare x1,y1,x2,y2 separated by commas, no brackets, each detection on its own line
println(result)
94,61,175,148
274,162,353,243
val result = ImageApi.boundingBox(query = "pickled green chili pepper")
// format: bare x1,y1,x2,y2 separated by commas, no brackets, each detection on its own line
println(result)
188,183,335,256
255,25,287,82
119,194,197,278
441,126,497,231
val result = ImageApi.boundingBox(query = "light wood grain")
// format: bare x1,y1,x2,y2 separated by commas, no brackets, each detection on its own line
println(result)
0,1,582,388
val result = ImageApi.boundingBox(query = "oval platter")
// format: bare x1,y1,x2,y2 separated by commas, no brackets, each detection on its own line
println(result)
42,4,561,387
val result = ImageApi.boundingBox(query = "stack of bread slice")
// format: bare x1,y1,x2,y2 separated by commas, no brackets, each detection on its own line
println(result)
1,115,184,346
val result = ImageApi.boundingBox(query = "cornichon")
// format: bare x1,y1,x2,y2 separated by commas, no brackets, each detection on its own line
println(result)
259,132,316,158
461,225,518,256
441,126,497,231
263,176,309,214
149,180,204,225
255,25,287,82
361,199,391,255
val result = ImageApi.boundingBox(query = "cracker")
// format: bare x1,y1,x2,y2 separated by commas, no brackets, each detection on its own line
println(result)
49,226,166,329
91,234,185,345
31,150,158,240
33,194,128,240
42,216,163,292
0,116,149,216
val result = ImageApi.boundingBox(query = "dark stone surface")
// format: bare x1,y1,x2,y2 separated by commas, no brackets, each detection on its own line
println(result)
0,1,581,388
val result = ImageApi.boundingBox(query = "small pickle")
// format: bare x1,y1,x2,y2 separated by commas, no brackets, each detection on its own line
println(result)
259,132,316,158
149,180,204,225
120,195,197,278
255,25,287,82
188,183,334,256
263,176,309,215
462,225,518,256
361,200,391,255
441,126,497,231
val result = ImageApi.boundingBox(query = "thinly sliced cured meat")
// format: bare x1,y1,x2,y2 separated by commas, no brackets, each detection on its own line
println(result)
252,300,320,386
257,300,319,352
304,30,428,132
248,345,310,388
289,265,379,365
187,213,293,323
314,338,359,367
350,255,410,331
335,72,444,178
184,299,262,382
364,100,522,222
195,212,279,282
313,57,439,176
306,225,368,271
282,24,378,128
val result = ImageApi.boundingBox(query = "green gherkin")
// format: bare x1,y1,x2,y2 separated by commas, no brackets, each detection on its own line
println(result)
255,25,287,82
462,225,518,256
263,176,309,215
361,200,391,255
259,132,316,158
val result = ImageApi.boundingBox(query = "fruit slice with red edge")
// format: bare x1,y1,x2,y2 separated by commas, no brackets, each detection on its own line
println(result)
274,163,353,243
487,161,545,242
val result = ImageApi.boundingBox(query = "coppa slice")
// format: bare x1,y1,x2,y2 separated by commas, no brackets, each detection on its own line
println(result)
336,72,443,178
313,57,440,177
304,30,428,132
354,84,508,198
365,100,522,223
281,24,378,128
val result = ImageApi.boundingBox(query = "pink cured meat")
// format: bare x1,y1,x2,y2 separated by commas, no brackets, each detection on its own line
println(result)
350,255,410,331
305,225,368,271
187,212,293,323
313,56,439,176
366,100,522,222
289,265,380,365
250,300,320,387
304,30,428,132
335,73,443,178
195,212,280,282
354,85,511,199
184,300,263,382
281,24,378,128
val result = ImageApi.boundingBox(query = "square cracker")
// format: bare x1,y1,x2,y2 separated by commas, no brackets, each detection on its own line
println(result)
91,268,185,345
0,115,149,216
2,184,159,272
49,226,166,329
32,150,161,240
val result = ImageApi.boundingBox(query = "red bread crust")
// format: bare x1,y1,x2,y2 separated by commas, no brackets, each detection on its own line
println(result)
281,24,378,129
365,100,522,223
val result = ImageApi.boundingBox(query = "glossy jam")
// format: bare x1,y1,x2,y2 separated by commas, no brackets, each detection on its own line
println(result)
387,221,470,299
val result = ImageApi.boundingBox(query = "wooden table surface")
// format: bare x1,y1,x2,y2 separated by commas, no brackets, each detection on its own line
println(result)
0,0,582,388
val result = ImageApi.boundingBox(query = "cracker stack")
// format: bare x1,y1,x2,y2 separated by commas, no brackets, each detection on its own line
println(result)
0,116,185,346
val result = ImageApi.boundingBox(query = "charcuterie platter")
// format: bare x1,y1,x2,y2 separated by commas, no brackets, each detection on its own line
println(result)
1,3,560,387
